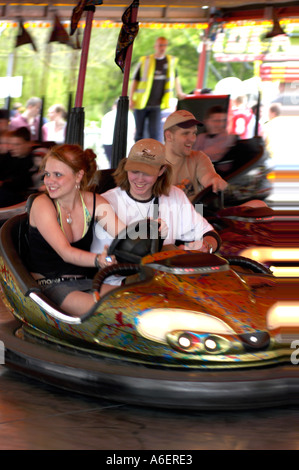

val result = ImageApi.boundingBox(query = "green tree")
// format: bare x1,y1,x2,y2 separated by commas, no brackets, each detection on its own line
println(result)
0,22,254,124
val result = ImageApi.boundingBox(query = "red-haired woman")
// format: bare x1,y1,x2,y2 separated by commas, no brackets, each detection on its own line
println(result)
27,144,125,316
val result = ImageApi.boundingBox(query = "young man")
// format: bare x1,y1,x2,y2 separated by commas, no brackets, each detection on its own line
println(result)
193,105,236,162
129,37,186,142
164,110,267,209
163,110,228,201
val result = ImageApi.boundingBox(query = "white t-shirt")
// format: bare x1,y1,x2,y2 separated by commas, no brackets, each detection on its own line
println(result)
42,121,66,143
91,186,213,284
101,109,136,151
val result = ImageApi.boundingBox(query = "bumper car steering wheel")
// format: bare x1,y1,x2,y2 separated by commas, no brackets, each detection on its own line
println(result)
93,218,163,292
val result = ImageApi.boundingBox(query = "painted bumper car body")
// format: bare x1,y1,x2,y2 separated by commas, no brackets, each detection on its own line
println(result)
0,214,298,410
196,192,299,273
214,136,272,206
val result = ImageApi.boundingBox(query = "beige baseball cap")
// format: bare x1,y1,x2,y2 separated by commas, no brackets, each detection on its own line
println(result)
125,139,166,176
163,109,203,131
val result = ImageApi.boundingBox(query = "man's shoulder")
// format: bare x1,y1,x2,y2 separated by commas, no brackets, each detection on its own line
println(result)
188,150,209,163
10,114,27,127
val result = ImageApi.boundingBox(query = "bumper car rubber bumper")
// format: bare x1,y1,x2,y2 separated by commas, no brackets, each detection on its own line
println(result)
1,319,299,411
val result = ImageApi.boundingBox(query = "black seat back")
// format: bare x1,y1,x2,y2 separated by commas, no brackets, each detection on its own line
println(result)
217,137,266,182
91,169,116,194
0,213,40,296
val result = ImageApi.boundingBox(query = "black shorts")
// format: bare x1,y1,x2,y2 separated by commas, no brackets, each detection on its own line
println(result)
41,278,93,306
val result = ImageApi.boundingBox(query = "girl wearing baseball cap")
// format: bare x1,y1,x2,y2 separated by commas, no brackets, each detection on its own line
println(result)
91,138,221,286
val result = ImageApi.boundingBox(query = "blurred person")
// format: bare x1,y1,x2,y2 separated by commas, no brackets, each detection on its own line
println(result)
228,95,255,140
248,102,264,138
101,100,136,166
129,37,186,142
0,127,35,207
0,130,10,157
0,109,9,132
10,102,23,119
10,96,42,141
42,103,67,144
263,103,283,162
30,145,51,192
0,131,12,177
268,103,281,121
193,105,236,163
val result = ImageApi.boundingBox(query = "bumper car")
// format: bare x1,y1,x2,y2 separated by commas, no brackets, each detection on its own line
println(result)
212,136,272,207
0,201,27,226
0,214,298,410
193,180,299,275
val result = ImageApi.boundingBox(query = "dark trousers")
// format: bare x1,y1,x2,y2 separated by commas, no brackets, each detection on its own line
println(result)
103,144,112,166
134,106,162,142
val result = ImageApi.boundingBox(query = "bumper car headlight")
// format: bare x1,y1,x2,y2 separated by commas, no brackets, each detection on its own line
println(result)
136,308,235,344
167,331,232,354
267,302,299,329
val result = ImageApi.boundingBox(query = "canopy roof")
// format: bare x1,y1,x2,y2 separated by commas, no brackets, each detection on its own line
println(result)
1,0,299,23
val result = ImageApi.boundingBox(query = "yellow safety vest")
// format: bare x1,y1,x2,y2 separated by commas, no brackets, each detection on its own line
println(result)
133,54,178,110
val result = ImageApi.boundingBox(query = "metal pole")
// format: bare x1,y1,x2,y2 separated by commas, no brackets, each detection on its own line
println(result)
75,6,95,108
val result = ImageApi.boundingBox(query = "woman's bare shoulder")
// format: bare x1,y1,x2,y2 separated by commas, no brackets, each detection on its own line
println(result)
29,193,56,226
31,192,52,209
94,192,112,206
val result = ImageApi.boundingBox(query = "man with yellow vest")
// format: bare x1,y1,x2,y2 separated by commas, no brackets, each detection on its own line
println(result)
129,37,186,142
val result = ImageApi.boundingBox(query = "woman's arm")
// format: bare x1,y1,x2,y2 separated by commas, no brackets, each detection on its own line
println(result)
95,194,126,237
30,194,111,268
185,232,220,253
171,188,220,253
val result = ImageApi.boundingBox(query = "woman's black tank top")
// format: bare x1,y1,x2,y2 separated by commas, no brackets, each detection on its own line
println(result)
28,193,97,279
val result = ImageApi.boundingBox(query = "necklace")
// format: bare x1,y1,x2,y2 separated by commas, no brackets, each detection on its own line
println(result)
56,191,83,226
66,212,72,224
56,201,73,224
127,192,159,220
61,206,72,224
136,201,152,219
132,196,154,220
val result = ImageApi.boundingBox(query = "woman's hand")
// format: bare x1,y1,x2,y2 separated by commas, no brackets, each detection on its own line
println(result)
95,245,117,269
157,218,168,239
199,239,214,253
147,217,168,239
184,237,216,253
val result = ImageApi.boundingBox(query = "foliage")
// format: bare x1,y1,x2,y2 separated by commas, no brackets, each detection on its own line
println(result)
0,22,254,126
